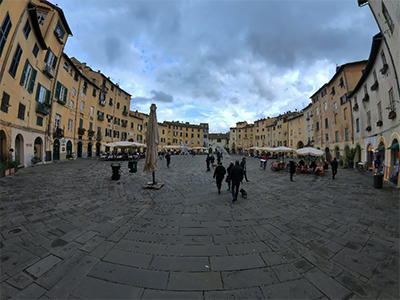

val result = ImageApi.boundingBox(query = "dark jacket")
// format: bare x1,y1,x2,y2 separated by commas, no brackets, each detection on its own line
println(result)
240,160,246,171
206,156,211,165
330,159,338,171
165,153,171,162
213,165,226,179
230,164,244,182
289,161,296,174
226,164,233,180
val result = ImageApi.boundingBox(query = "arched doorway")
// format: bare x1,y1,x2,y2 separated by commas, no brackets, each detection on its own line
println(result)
66,141,73,159
355,144,362,163
375,141,385,174
367,143,374,167
344,145,350,166
0,130,6,155
87,143,93,157
334,146,340,159
96,142,101,156
15,134,24,165
297,141,304,149
53,140,60,161
34,137,43,161
325,147,332,162
77,141,83,158
388,138,399,186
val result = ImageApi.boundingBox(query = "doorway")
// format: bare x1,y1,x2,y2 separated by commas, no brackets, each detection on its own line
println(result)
53,139,60,161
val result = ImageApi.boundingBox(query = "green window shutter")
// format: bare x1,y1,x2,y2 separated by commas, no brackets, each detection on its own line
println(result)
63,87,68,104
20,59,29,86
45,89,51,105
44,48,50,63
35,82,41,101
28,67,37,93
55,81,61,99
52,55,58,69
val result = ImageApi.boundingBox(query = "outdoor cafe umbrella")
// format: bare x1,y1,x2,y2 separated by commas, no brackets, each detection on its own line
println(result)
295,147,324,156
143,104,159,184
273,146,295,162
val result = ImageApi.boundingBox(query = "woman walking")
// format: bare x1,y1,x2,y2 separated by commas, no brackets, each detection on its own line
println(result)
226,161,234,191
213,162,226,194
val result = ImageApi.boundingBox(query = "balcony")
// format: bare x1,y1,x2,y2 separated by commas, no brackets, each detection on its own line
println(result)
53,128,64,138
36,102,50,115
43,63,55,78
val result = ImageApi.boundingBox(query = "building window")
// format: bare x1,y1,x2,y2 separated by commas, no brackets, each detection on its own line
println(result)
325,118,328,128
37,116,43,126
109,98,113,106
80,101,84,112
316,122,319,131
325,134,329,142
0,12,12,57
366,111,371,126
382,2,394,34
55,114,61,129
20,60,37,93
55,21,65,39
356,118,360,133
345,128,349,141
299,128,301,134
70,100,74,108
37,12,47,25
32,43,39,57
44,48,58,70
68,119,73,131
55,81,68,104
131,122,134,129
90,106,94,116
331,87,335,95
334,113,338,124
18,103,25,120
335,131,339,142
316,107,319,115
388,88,395,109
334,102,337,110
35,83,50,105
72,88,76,96
92,88,96,97
324,102,327,110
340,95,347,105
117,102,120,109
138,124,143,130
79,118,83,128
344,107,348,120
377,102,382,121
1,91,10,113
22,19,31,39
9,43,23,78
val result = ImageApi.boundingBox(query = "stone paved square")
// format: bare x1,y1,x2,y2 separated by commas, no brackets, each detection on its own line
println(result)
0,155,399,299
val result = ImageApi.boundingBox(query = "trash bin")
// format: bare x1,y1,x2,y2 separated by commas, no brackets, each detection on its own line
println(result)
111,163,121,180
374,173,383,189
128,160,138,173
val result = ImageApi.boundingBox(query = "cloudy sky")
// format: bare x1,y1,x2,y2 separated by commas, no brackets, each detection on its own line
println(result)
54,0,378,133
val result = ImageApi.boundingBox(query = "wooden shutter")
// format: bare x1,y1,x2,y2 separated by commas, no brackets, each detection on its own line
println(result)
35,82,41,101
55,81,61,99
52,55,58,69
45,89,51,105
1,91,10,113
20,59,29,86
44,48,50,63
63,87,68,104
28,68,37,93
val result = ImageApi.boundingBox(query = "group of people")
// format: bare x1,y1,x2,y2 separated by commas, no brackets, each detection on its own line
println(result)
288,157,338,181
212,157,249,202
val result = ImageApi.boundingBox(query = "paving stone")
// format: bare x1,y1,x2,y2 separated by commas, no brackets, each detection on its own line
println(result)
79,236,106,252
260,278,324,299
6,272,34,289
0,282,20,300
10,283,46,300
260,252,286,266
71,277,144,299
74,231,97,244
89,261,168,289
115,239,167,255
210,253,266,271
103,248,153,268
26,255,62,278
166,244,227,256
221,267,279,288
168,271,223,290
205,287,265,299
89,240,115,258
150,255,209,271
226,242,272,255
142,290,204,299
304,267,352,299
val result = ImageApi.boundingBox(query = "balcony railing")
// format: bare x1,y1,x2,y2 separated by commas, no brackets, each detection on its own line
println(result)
36,102,50,115
53,128,64,138
43,63,55,78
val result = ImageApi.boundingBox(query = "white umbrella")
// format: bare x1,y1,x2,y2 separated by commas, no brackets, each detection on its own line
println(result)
163,145,183,149
296,147,324,156
104,142,118,147
274,146,295,153
143,104,159,185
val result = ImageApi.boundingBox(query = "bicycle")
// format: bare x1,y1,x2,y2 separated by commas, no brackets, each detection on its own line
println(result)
356,162,367,172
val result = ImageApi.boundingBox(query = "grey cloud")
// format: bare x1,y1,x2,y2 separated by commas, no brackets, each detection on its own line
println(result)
150,90,173,102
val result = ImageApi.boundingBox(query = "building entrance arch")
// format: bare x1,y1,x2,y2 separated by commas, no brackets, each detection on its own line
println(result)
15,134,24,165
77,141,83,158
53,140,60,161
0,130,6,155
88,143,93,157
34,137,43,161
66,141,73,159
297,141,304,149
96,143,101,156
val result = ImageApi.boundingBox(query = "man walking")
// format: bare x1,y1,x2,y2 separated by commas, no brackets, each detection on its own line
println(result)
213,162,226,194
230,161,244,202
240,157,250,182
206,154,211,171
165,152,171,168
330,158,338,179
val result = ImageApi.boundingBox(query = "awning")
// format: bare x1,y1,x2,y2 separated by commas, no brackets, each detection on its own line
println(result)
375,145,385,151
388,143,399,150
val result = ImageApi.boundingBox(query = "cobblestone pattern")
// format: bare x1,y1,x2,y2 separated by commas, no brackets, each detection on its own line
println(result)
1,155,399,299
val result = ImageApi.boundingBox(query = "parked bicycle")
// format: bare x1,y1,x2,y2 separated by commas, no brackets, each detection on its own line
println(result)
31,156,41,165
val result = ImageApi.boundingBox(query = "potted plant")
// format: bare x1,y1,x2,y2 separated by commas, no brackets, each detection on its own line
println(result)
380,63,388,74
376,120,383,126
353,103,359,111
77,127,86,136
346,148,356,168
0,162,6,178
366,125,372,131
388,110,396,119
88,130,95,137
371,81,379,91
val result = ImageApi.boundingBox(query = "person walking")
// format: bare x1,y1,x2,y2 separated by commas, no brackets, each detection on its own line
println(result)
240,157,250,182
263,154,269,169
206,154,211,171
226,161,234,191
330,158,338,179
213,162,226,194
230,161,244,202
165,152,171,168
289,159,296,181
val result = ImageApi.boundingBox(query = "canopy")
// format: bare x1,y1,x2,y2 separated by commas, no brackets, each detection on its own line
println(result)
163,145,184,149
274,146,295,153
104,141,146,148
296,147,324,156
191,147,207,150
387,143,399,150
376,145,385,151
